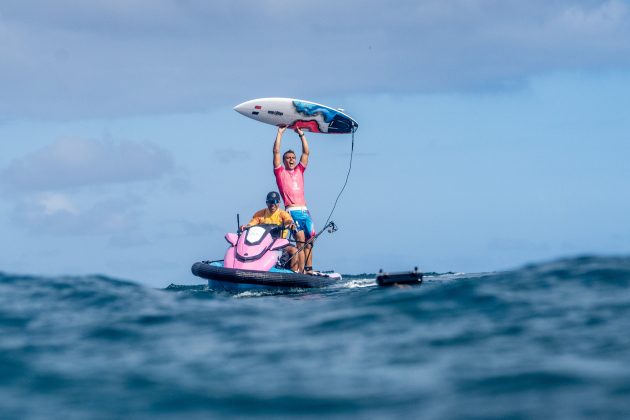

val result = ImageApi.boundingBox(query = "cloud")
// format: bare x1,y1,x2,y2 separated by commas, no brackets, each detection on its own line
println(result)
1,138,175,191
1,137,182,237
1,1,630,119
37,192,79,215
12,193,143,236
10,192,221,238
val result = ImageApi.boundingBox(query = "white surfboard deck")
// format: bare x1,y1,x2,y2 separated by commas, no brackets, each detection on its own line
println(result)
234,98,358,134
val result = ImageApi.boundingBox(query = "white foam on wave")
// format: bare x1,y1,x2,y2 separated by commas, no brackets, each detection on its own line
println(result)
338,278,376,289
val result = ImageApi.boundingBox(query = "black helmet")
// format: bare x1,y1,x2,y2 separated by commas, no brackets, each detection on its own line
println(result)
266,191,281,203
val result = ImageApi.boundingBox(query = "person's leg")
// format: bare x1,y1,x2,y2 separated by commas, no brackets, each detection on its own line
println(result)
289,210,310,273
304,241,313,272
297,247,304,273
303,211,316,272
294,230,306,273
287,246,300,272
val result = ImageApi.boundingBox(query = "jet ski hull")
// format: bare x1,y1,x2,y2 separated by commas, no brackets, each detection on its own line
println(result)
191,261,342,291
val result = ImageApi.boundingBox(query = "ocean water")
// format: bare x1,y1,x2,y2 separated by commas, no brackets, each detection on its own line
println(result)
1,255,630,419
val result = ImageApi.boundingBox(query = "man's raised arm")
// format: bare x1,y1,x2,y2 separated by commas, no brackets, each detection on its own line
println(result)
295,127,310,167
273,126,286,168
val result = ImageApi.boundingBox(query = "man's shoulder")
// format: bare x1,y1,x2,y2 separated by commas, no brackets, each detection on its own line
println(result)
253,208,267,217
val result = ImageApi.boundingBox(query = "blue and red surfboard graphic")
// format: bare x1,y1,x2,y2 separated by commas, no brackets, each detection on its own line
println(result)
291,100,357,134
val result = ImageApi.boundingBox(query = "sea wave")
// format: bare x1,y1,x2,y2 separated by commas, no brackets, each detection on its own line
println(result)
2,255,630,419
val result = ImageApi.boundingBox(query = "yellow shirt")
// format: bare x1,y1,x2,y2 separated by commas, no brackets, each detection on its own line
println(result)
248,208,293,238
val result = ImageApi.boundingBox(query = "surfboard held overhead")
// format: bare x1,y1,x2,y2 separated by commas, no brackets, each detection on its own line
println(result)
234,98,358,134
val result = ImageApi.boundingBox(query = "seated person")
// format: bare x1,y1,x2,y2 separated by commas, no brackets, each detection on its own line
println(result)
240,191,305,273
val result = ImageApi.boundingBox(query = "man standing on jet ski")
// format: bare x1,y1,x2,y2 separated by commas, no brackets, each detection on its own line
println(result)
273,126,316,274
240,191,304,273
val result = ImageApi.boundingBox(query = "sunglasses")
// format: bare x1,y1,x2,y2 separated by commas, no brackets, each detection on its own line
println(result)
266,200,279,205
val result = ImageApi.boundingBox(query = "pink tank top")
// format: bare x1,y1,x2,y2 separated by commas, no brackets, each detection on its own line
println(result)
274,163,307,208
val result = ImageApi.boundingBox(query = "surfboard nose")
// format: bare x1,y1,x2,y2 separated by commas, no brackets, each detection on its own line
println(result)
233,100,252,116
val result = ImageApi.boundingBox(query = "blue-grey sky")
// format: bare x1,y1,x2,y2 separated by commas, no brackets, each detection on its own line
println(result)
2,0,630,286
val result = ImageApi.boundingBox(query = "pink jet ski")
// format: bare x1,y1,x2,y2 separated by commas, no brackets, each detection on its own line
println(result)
191,223,342,292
